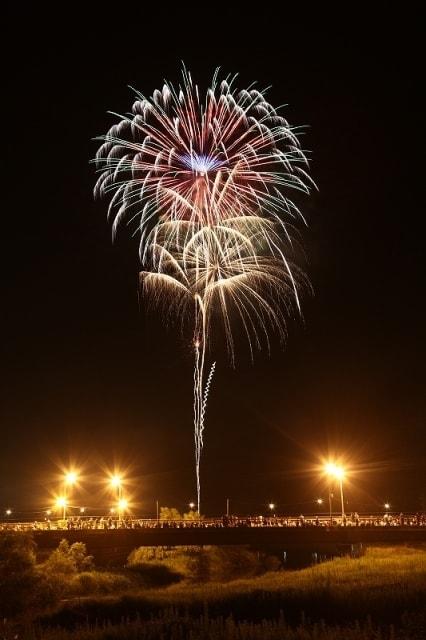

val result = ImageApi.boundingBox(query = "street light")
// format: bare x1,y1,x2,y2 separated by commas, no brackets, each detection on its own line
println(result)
324,463,346,520
80,507,85,514
188,502,196,510
62,470,79,518
118,498,128,520
110,475,122,489
109,475,124,519
384,502,390,510
5,509,12,516
268,503,276,516
316,498,323,506
110,475,123,500
65,471,78,486
55,496,68,520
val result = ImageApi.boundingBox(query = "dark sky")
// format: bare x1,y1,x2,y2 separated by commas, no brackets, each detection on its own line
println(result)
1,6,424,517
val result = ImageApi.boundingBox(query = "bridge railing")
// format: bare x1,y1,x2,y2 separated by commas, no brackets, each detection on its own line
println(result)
1,513,425,532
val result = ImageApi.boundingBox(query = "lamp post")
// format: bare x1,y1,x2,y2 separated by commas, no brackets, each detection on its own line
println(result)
110,475,123,500
63,471,78,519
110,475,123,520
189,501,198,521
324,463,346,520
56,496,68,520
118,498,128,521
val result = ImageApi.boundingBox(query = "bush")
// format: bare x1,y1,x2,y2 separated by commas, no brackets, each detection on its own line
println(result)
127,547,184,586
68,571,133,595
207,546,262,582
159,506,182,520
44,539,94,576
40,539,95,600
183,510,202,521
0,532,58,618
127,545,276,584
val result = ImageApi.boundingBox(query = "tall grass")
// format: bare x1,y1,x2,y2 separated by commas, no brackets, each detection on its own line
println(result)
38,545,426,630
12,610,426,640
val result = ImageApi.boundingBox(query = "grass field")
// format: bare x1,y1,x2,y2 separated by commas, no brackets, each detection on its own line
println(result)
24,545,425,639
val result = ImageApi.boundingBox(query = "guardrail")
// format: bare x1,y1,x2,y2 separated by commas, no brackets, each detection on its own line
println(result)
1,513,425,532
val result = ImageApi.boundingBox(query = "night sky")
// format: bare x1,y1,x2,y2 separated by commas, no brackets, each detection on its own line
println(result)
2,7,424,517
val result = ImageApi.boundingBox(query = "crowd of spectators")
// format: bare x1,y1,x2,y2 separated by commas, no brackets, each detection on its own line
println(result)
1,512,425,532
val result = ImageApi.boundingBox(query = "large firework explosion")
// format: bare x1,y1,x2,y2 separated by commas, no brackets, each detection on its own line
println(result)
94,67,314,512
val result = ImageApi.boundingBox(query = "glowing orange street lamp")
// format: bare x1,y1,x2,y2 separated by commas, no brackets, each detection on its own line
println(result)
110,475,123,500
109,475,125,518
65,471,77,486
62,470,79,517
324,463,346,519
118,498,128,520
55,496,68,520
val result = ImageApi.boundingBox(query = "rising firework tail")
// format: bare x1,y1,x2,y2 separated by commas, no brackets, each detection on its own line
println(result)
93,66,314,512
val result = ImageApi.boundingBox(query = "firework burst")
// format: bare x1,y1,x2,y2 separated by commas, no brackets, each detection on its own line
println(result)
93,67,314,512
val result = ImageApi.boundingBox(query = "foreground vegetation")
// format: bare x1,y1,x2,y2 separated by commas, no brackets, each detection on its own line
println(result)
1,534,425,638
5,611,426,640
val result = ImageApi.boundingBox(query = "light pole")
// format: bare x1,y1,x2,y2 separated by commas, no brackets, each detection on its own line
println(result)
324,463,346,520
268,503,276,517
110,475,123,501
118,498,128,520
110,475,123,520
63,471,78,519
336,468,345,517
188,502,198,520
56,496,68,520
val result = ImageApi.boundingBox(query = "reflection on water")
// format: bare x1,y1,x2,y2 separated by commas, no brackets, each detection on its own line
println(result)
280,543,365,569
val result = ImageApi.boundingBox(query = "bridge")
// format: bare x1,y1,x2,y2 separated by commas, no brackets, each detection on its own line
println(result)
28,524,426,565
